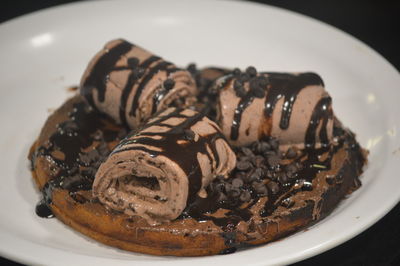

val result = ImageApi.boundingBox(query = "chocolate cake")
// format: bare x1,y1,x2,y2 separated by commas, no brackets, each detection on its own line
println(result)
29,39,367,256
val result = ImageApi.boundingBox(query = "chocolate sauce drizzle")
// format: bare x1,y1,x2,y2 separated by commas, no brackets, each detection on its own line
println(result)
264,72,324,129
31,99,125,218
111,108,226,203
81,41,133,107
228,72,325,145
80,39,185,128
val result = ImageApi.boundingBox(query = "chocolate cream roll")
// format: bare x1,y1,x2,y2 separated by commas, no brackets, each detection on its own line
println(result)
216,68,334,150
80,39,197,129
93,107,236,225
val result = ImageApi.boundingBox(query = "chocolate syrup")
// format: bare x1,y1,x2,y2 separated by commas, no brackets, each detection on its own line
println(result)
263,72,324,129
112,108,224,203
81,40,133,106
32,98,125,218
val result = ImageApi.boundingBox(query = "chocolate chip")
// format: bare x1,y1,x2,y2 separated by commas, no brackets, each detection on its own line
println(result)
269,138,279,150
217,192,227,202
183,129,195,141
235,88,247,98
258,76,268,88
267,155,280,168
232,178,244,188
187,63,197,74
245,66,257,77
285,163,298,174
253,181,268,196
239,73,250,82
163,78,175,90
236,160,252,171
234,171,246,180
241,147,254,157
232,68,241,77
127,57,139,68
256,142,271,153
285,147,297,159
133,67,145,79
240,190,251,202
267,181,280,194
252,155,265,168
228,188,241,198
277,172,289,185
233,79,243,90
252,168,263,179
251,86,265,98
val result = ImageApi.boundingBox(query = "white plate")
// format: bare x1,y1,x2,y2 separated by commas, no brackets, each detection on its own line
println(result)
0,0,399,265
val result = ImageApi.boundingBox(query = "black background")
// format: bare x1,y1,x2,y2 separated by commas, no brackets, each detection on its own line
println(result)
1,0,399,265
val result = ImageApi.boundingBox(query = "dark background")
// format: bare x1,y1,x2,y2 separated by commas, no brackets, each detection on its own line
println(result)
1,0,399,265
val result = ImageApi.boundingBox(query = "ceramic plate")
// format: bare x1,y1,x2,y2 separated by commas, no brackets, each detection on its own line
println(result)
0,0,399,265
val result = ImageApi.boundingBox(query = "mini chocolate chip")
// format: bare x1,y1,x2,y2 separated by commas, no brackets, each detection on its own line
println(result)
183,129,195,141
163,78,175,90
187,63,197,74
252,155,265,168
236,160,252,171
232,178,244,188
236,88,247,98
252,168,263,179
217,192,228,202
234,171,246,179
233,79,243,90
211,182,225,193
251,86,265,98
285,147,297,159
281,197,294,208
239,73,250,82
127,57,139,68
228,188,241,198
241,147,254,157
256,142,271,153
240,190,251,202
269,138,279,150
253,181,268,196
245,66,257,77
258,76,268,88
232,68,241,77
285,163,298,174
277,172,289,185
133,67,145,79
267,181,280,194
267,155,280,168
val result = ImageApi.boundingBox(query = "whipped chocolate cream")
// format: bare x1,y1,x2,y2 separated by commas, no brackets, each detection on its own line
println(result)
80,39,197,129
93,107,236,225
216,68,334,149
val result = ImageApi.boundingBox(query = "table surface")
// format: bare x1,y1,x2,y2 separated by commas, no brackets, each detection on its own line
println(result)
1,0,399,265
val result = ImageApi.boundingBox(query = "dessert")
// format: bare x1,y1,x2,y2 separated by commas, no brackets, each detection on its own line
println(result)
29,39,367,256
80,39,197,129
93,107,236,225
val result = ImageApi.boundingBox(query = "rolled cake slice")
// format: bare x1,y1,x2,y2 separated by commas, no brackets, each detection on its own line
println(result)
80,39,197,128
93,107,236,225
215,67,334,149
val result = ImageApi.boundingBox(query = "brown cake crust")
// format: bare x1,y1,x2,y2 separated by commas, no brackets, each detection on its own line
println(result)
29,95,366,256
